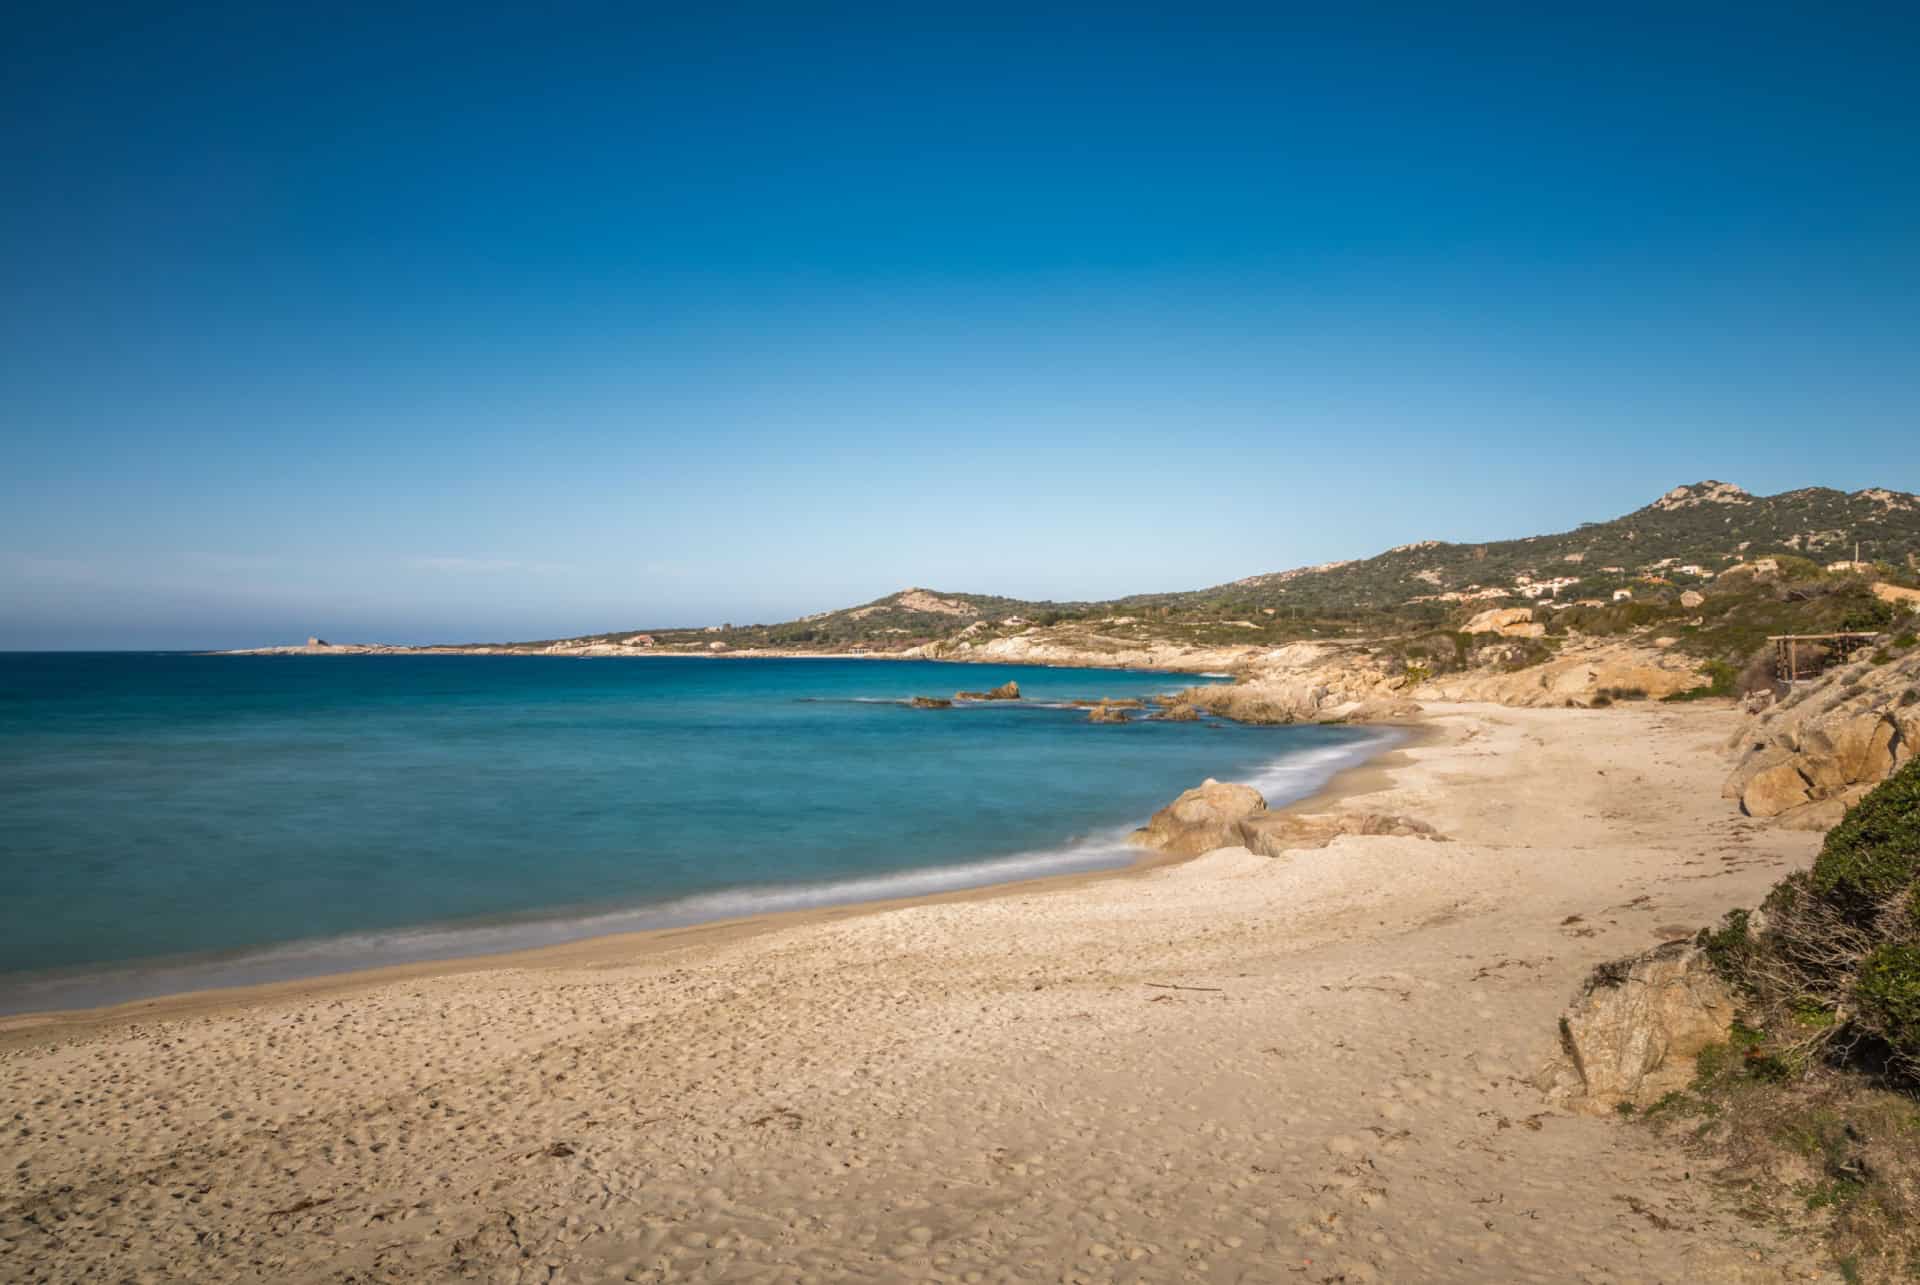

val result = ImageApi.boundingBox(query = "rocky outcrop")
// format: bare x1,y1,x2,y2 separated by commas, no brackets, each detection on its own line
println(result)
1150,702,1200,722
918,622,1711,720
1132,780,1267,856
1549,941,1737,1113
1736,759,1813,818
1464,606,1545,639
1725,648,1918,823
1236,811,1444,856
908,696,952,709
1132,778,1444,859
1179,637,1702,721
1087,700,1135,723
1416,639,1705,706
1650,480,1752,511
909,631,1265,674
955,681,1021,701
1177,642,1413,725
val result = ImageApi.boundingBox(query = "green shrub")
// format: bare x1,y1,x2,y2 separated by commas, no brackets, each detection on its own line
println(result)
1773,555,1827,581
1840,599,1899,633
1664,659,1741,701
1650,754,1920,1277
1761,868,1811,918
1810,759,1920,918
1596,685,1647,701
1698,909,1755,983
1856,944,1920,1058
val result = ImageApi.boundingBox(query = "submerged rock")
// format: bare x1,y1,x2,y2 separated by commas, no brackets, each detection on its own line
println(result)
1132,779,1267,855
908,696,953,709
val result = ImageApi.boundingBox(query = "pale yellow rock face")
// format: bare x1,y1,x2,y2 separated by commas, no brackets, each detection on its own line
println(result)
1131,779,1267,856
1726,649,1918,824
1830,713,1897,783
1463,606,1543,638
1557,942,1737,1112
1236,811,1442,856
1419,640,1705,706
1742,761,1813,817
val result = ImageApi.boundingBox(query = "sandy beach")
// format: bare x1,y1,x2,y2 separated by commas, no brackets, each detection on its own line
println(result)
2,701,1834,1283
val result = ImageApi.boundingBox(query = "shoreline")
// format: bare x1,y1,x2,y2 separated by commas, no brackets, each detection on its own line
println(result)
0,723,1419,1037
2,701,1834,1282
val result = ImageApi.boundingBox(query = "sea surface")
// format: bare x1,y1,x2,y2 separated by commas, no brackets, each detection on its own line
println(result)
0,654,1392,1013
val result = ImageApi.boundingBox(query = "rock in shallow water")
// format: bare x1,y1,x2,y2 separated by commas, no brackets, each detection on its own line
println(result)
955,681,1021,701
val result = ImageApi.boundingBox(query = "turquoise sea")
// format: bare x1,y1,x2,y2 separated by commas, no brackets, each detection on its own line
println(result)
0,654,1389,1013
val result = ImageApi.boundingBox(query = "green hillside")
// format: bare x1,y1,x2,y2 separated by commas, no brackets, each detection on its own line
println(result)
518,483,1920,661
1128,482,1920,616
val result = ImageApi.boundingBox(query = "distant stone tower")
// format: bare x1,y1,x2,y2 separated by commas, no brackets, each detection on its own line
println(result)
307,636,328,648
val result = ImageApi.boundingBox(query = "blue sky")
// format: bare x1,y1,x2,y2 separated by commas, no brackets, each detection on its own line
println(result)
4,1,1917,648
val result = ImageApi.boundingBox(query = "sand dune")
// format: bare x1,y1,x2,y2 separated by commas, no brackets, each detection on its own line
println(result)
2,703,1830,1282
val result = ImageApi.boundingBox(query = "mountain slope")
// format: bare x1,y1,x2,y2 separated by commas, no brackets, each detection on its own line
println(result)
505,482,1920,659
1123,482,1920,615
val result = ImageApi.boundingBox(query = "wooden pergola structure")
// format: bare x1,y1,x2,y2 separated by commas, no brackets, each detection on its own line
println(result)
1768,632,1880,684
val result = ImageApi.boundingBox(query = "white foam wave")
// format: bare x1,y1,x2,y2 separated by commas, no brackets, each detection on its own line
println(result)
0,830,1145,1016
1240,729,1402,806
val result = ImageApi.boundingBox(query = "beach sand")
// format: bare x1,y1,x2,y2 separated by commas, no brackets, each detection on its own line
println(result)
1,702,1831,1282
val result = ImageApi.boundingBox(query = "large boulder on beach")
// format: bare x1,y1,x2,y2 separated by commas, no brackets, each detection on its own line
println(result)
1741,761,1814,818
1550,940,1736,1113
1132,779,1267,855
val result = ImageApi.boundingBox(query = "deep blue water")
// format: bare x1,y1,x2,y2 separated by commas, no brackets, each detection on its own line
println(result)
0,654,1388,1012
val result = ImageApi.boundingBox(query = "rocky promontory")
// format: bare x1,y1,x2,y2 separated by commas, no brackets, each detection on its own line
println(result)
1724,647,1919,827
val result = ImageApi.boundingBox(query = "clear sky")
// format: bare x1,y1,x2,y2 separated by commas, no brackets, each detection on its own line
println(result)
4,1,1917,648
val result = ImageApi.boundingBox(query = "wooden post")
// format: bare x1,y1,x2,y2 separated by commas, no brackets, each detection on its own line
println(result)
1789,639,1798,682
